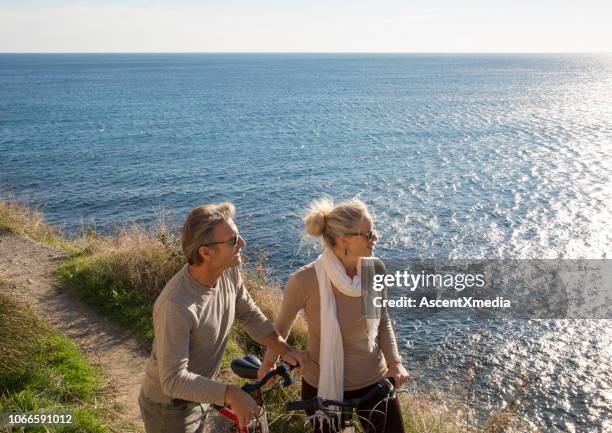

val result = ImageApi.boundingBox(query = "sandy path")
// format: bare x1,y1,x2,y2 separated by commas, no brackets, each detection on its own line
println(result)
0,233,147,432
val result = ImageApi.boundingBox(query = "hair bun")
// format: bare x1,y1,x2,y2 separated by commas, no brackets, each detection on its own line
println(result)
304,198,334,237
305,210,326,236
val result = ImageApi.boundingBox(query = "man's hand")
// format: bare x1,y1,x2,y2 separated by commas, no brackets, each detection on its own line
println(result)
281,349,310,374
262,331,311,374
387,362,409,388
224,385,258,429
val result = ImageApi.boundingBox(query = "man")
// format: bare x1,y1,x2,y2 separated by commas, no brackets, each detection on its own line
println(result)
139,203,309,433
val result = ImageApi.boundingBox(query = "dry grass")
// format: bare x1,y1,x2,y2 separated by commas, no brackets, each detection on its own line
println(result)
399,390,465,433
398,388,539,433
480,411,538,433
72,222,185,297
0,198,65,247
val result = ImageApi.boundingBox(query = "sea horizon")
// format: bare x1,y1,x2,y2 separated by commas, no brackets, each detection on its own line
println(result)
2,51,611,55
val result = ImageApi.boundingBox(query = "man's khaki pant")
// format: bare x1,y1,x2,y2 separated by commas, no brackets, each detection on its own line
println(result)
139,390,206,433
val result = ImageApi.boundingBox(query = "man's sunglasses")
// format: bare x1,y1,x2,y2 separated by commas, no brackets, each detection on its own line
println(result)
202,234,241,247
346,229,378,242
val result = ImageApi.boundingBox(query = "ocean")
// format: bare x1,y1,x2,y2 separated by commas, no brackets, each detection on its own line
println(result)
1,53,611,432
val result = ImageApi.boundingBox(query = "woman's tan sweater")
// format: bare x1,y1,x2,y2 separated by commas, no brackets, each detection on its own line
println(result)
265,262,403,391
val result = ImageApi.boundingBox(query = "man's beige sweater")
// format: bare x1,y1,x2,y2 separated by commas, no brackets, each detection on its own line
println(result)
142,264,274,405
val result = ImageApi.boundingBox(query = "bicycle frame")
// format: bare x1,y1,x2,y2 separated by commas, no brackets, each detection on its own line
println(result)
287,378,396,433
308,404,381,433
211,355,295,433
214,404,269,433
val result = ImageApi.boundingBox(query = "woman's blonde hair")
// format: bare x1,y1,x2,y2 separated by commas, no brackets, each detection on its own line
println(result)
304,197,372,248
182,202,236,265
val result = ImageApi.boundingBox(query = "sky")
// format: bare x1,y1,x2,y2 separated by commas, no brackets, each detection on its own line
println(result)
1,0,611,53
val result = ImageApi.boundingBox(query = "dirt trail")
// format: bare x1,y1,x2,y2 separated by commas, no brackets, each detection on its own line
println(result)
0,233,147,432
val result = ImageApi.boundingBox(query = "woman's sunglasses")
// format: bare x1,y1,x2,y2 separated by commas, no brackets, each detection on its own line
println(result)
346,229,378,242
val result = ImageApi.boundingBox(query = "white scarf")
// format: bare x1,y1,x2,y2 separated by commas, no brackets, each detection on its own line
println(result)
313,248,380,402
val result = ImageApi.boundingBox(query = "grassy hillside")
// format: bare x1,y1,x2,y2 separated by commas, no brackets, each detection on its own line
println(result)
1,197,531,433
0,287,133,432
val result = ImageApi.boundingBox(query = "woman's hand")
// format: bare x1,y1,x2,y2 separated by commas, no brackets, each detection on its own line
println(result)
281,349,310,374
387,362,409,388
257,360,277,382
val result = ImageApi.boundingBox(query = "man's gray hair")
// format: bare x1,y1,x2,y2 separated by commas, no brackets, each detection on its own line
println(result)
182,203,236,265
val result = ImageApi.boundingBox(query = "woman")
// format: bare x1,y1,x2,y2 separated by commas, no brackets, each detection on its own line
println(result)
259,198,408,433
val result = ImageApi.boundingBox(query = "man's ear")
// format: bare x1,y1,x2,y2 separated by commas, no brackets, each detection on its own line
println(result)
198,245,210,262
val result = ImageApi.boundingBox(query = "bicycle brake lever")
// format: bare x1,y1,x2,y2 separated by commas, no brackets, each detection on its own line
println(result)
305,410,335,424
276,362,295,387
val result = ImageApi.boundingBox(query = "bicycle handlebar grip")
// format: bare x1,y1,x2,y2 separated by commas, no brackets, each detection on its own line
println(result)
286,397,323,412
241,362,295,393
277,363,295,386
378,378,395,397
352,377,395,404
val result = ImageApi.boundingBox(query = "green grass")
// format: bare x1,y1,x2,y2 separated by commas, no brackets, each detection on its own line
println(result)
0,291,109,433
57,254,156,342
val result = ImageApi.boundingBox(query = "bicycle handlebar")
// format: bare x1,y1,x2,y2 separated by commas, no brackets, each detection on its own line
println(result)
210,361,296,411
242,362,296,393
286,396,325,412
285,378,395,413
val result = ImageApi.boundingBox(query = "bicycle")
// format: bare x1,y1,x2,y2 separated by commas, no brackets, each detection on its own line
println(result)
203,354,298,433
285,378,397,433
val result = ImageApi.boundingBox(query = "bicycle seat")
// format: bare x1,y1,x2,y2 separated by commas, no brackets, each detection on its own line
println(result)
244,354,262,368
231,355,262,380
